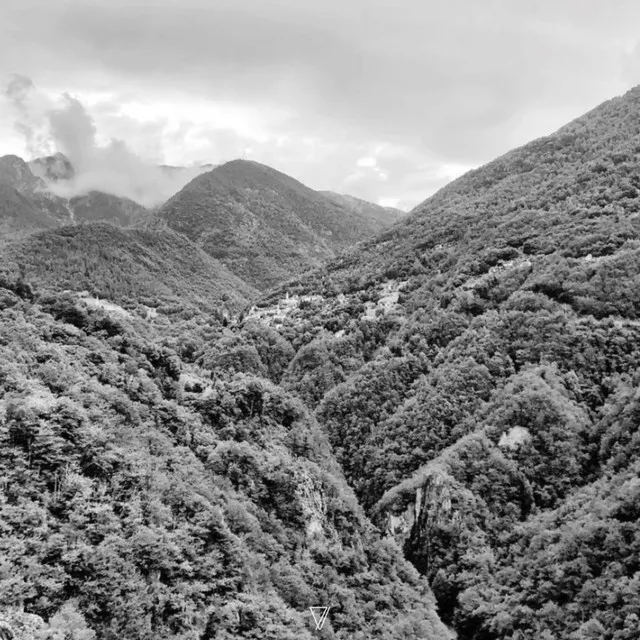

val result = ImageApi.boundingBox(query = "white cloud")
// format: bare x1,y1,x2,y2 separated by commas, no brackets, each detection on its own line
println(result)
4,76,210,207
378,196,400,208
356,156,377,167
434,163,476,181
118,98,283,143
344,170,366,185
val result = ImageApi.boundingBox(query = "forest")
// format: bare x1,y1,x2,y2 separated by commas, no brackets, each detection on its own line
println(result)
2,85,640,639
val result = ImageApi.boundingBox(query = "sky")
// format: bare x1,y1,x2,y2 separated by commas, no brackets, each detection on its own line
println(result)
2,0,640,211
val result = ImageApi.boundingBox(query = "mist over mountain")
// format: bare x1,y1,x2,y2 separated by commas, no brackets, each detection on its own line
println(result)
1,144,400,294
2,76,402,288
4,75,211,208
0,152,149,230
0,154,72,232
28,151,75,181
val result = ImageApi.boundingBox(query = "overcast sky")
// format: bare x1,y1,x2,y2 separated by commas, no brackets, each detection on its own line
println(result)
2,0,640,210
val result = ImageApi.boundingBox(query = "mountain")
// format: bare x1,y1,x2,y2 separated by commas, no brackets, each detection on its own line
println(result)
0,154,72,230
0,222,257,314
28,152,147,225
0,154,48,195
2,155,398,289
28,151,76,181
240,85,640,638
0,182,59,241
321,191,406,226
0,153,148,231
155,159,396,290
66,190,147,226
159,162,217,177
5,83,640,640
0,241,452,640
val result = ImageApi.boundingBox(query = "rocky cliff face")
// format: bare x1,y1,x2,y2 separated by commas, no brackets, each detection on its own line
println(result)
296,472,332,541
377,469,464,562
0,155,71,229
0,154,48,195
384,485,423,541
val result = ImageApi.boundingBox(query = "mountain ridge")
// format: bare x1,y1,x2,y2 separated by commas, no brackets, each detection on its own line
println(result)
4,84,640,639
155,158,399,289
0,222,257,314
0,153,148,229
240,83,640,638
320,190,406,226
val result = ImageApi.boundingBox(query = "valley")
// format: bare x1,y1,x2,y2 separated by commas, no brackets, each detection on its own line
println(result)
2,84,640,639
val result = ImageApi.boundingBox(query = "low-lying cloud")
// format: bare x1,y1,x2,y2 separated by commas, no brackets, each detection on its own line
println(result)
5,74,209,207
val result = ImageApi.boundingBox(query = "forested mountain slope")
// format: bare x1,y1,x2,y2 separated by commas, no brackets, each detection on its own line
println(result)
240,85,640,638
5,83,640,640
0,272,452,640
155,160,394,290
0,223,257,314
0,182,59,240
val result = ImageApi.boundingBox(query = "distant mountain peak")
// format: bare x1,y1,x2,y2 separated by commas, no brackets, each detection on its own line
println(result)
0,152,146,231
28,152,75,182
0,154,47,195
155,159,398,290
320,190,405,226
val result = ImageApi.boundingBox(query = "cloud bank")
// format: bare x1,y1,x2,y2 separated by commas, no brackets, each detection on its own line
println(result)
5,75,209,207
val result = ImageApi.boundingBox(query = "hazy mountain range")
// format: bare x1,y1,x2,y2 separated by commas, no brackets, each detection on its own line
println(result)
2,85,640,639
0,153,147,234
